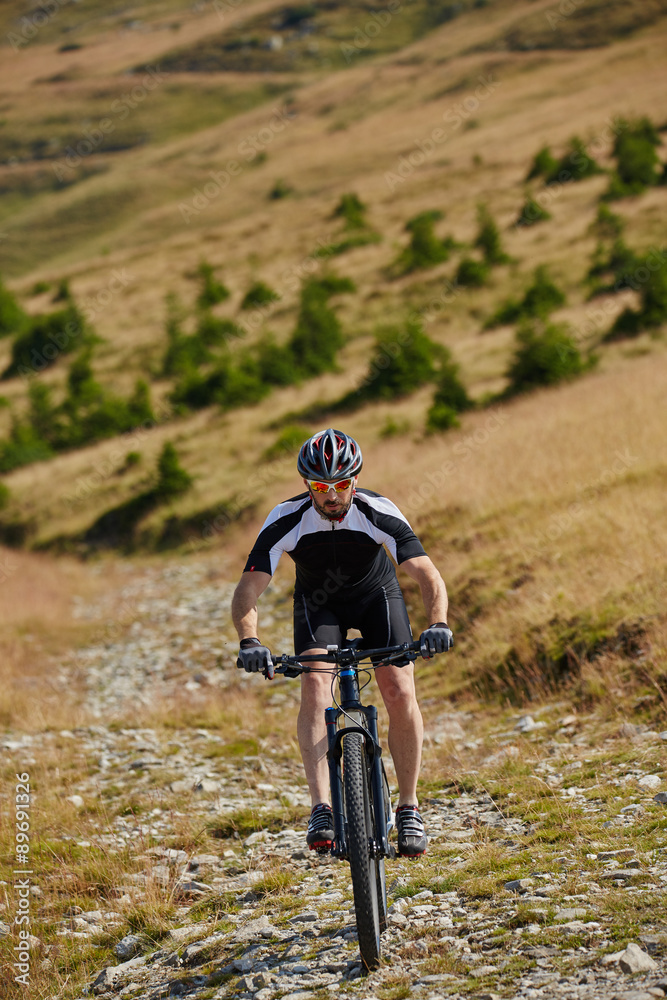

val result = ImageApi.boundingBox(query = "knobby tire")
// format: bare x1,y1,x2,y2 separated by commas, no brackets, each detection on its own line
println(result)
377,761,391,933
343,732,381,971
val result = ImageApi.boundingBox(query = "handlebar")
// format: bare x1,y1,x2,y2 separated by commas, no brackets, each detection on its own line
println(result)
269,640,424,677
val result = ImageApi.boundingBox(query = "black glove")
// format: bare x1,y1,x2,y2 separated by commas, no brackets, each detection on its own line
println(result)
237,638,274,678
419,622,454,658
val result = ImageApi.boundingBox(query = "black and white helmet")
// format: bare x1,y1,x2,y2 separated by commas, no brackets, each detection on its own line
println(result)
297,428,363,480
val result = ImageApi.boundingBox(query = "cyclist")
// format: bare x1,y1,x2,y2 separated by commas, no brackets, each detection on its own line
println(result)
231,428,452,857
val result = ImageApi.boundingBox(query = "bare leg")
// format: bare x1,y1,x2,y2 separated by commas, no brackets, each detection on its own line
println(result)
376,663,424,806
296,651,333,806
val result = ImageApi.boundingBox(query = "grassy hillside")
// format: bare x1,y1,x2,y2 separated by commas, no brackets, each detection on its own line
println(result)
0,0,666,718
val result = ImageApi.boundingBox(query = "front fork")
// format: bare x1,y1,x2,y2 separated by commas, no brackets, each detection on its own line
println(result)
325,703,390,860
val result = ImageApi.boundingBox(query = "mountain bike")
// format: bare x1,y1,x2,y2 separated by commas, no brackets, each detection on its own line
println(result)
265,639,429,972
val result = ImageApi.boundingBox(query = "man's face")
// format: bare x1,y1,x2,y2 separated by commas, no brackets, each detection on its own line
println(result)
304,477,357,519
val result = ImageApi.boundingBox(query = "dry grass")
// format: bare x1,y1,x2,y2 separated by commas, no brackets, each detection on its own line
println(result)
0,0,666,721
0,548,124,728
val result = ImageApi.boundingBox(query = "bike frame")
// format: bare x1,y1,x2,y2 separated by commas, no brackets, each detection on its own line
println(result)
271,640,423,860
260,639,435,972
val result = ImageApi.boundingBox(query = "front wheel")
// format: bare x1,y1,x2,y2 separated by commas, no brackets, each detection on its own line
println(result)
343,732,381,971
376,759,392,933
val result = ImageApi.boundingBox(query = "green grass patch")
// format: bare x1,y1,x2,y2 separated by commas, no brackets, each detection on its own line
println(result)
490,0,667,52
207,803,309,840
250,864,304,898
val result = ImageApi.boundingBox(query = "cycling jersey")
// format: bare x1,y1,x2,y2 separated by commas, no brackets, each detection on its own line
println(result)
243,488,426,602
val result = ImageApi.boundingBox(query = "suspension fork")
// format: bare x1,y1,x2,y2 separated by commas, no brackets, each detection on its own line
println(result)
325,706,347,858
365,704,390,857
325,667,389,859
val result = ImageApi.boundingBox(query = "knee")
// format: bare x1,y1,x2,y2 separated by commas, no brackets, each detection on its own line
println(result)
381,680,415,712
300,676,331,714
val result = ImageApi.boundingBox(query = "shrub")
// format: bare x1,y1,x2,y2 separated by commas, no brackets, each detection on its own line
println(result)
168,276,353,413
605,117,662,199
0,275,27,339
70,394,141,446
379,417,410,438
0,419,54,473
196,261,230,308
503,321,592,396
456,257,489,287
393,210,456,274
0,480,9,509
195,312,243,346
57,357,153,448
154,442,192,500
279,5,316,29
58,357,155,448
488,301,520,329
84,444,192,549
26,380,56,444
320,231,382,256
240,281,280,310
526,145,558,181
287,276,354,378
604,250,667,340
516,197,551,227
586,238,640,296
475,204,510,265
313,274,356,296
0,357,157,471
426,402,461,430
2,303,92,379
127,379,155,425
169,370,214,410
255,335,297,387
426,352,473,431
171,355,270,411
262,424,309,460
332,192,367,229
639,254,667,327
342,319,445,407
589,204,624,240
606,141,661,198
162,331,211,376
269,179,293,200
604,307,643,340
521,266,566,317
485,266,566,328
161,295,238,376
53,278,71,302
546,137,601,185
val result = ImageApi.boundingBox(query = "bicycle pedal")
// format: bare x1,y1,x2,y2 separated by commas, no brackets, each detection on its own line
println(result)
309,842,333,855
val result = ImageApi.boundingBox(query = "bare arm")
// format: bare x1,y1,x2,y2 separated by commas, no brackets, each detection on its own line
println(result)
231,571,272,642
400,555,449,626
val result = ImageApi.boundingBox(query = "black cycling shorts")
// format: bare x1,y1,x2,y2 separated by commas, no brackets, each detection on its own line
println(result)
293,582,413,655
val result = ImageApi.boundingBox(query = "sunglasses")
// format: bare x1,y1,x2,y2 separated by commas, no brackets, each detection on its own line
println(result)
307,478,354,494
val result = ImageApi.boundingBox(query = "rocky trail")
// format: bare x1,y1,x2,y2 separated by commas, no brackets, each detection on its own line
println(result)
1,561,666,1000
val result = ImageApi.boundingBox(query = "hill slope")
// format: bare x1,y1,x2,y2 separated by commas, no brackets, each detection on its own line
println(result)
0,0,666,711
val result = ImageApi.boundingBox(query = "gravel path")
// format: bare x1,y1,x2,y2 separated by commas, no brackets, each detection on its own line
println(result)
1,560,666,999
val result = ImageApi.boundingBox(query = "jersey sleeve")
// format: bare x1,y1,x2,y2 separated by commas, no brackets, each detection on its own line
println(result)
354,491,426,564
243,497,309,576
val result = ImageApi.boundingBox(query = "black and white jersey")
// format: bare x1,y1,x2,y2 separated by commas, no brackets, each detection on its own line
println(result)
243,488,426,601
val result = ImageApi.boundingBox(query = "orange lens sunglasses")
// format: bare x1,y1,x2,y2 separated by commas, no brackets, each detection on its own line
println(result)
308,478,354,493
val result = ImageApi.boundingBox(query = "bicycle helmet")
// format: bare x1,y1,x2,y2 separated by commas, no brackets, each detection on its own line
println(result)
297,428,363,481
